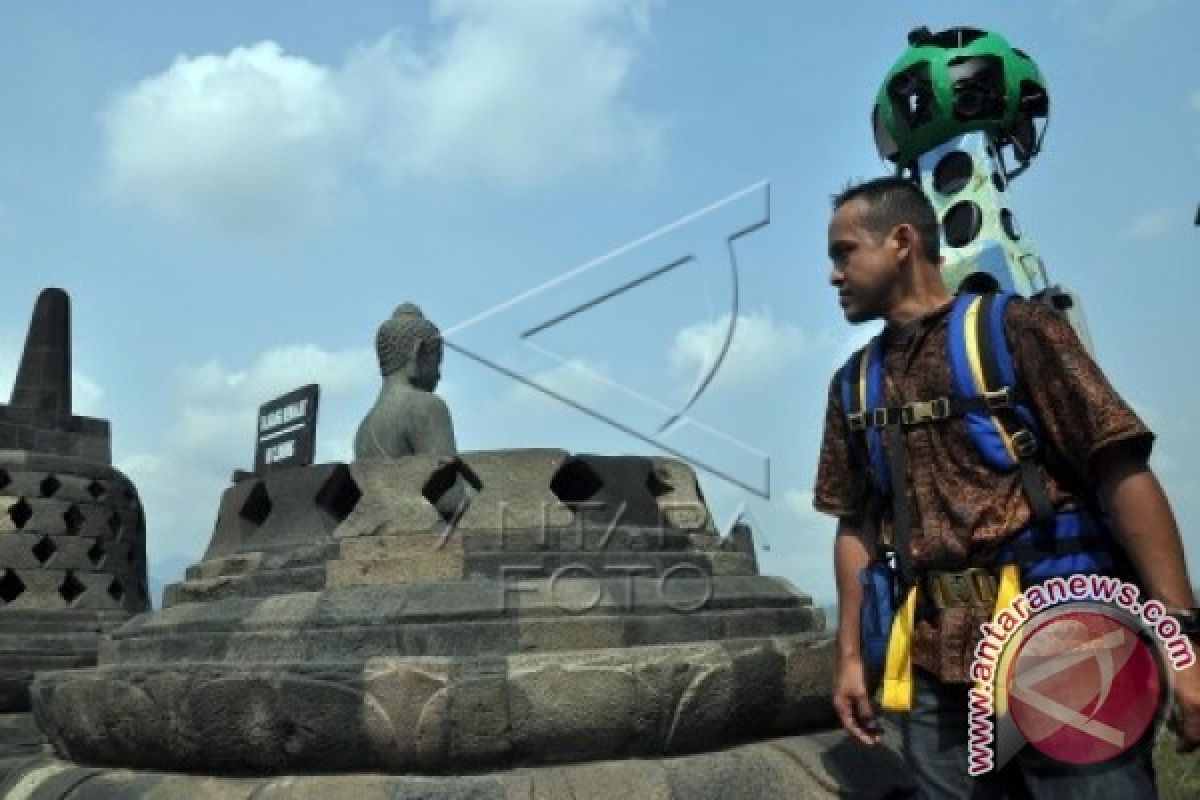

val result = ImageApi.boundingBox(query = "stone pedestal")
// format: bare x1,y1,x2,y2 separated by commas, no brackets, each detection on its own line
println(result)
0,726,913,799
29,451,910,797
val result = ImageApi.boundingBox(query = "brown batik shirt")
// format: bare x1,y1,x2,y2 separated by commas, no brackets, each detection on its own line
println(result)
813,297,1154,683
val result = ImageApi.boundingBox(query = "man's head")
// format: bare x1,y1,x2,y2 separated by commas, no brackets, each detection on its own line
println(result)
828,177,941,323
376,303,443,391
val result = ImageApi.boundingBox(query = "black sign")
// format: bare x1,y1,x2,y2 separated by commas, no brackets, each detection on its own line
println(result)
253,384,319,473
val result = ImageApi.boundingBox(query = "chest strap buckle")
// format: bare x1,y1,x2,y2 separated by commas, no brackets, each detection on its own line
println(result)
901,397,951,425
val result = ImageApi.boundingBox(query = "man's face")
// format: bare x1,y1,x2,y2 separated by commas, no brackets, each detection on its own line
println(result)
827,198,903,324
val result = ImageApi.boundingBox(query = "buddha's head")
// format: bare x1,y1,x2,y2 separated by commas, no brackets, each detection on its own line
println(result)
376,303,442,391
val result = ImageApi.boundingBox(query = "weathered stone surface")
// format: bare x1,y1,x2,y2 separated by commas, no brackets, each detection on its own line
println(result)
327,533,465,586
0,713,45,757
25,451,862,792
456,450,575,531
201,465,360,563
646,457,716,533
333,458,447,538
34,635,835,773
0,732,913,799
0,457,147,731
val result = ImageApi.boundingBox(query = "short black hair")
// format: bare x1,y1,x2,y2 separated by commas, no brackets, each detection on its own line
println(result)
833,176,941,262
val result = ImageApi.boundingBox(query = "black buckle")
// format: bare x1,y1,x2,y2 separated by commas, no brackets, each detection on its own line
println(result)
984,387,1014,411
847,412,866,431
1011,429,1038,458
871,408,890,428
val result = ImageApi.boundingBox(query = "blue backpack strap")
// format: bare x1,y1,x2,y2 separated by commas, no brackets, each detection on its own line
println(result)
948,292,1055,524
995,508,1128,583
841,337,890,496
842,337,918,589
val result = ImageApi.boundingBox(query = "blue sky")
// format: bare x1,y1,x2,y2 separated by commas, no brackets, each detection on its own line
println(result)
0,1,1196,607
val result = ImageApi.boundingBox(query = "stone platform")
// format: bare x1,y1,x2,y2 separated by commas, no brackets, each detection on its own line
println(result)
25,450,912,797
0,727,911,799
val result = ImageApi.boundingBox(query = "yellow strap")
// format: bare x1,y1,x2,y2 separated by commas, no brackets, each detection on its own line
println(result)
984,563,1023,715
880,585,918,711
963,296,1019,463
884,566,1021,714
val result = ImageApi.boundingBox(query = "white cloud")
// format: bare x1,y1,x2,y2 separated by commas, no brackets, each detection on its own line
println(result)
669,310,809,388
344,0,659,184
101,1,660,235
101,42,348,235
1121,208,1177,240
120,344,375,571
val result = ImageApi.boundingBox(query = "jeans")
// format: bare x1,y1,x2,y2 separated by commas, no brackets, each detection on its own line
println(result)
900,669,1157,799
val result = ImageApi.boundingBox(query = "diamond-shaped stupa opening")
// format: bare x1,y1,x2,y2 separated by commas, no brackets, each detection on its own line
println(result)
87,538,107,567
58,571,85,605
108,510,124,541
420,462,480,523
32,535,57,565
646,465,674,498
8,498,32,529
87,480,107,501
40,474,61,497
0,569,25,603
63,504,85,534
550,458,604,510
314,464,362,522
107,578,125,603
239,481,272,526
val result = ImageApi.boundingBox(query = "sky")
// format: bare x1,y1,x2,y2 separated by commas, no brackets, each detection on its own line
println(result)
0,1,1196,608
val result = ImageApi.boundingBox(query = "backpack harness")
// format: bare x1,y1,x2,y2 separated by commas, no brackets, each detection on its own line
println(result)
841,291,1123,711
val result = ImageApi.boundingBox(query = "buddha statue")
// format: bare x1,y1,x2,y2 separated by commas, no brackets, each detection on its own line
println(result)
355,303,471,516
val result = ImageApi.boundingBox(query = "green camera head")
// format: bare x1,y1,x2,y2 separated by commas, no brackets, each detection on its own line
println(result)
872,27,1048,170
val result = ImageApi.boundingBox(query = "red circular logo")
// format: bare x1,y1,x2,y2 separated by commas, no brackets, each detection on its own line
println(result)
1006,609,1163,765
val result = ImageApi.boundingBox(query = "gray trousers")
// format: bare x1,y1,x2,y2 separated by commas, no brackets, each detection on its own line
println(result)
900,669,1157,799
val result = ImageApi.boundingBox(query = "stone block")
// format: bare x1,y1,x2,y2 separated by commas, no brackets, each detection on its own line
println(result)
646,457,717,533
446,657,511,766
333,459,444,538
456,450,573,531
327,534,464,587
509,662,636,763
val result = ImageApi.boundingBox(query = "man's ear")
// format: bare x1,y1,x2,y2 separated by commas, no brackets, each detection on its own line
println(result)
890,223,916,264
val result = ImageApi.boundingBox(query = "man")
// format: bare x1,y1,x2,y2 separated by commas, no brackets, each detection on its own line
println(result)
814,176,1200,797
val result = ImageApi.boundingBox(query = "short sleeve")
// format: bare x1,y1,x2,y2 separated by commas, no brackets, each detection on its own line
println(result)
1005,299,1154,481
813,371,868,519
